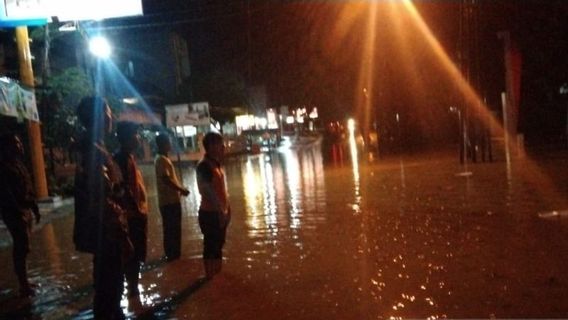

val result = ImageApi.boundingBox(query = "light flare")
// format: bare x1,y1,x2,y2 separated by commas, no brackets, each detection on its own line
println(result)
89,36,112,59
329,2,368,52
399,0,567,211
355,1,378,139
400,0,502,134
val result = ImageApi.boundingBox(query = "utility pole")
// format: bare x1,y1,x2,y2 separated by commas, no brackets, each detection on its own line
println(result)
16,26,49,199
498,30,521,157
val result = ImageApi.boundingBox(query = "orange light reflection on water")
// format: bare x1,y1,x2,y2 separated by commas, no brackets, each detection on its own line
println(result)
355,1,378,138
243,158,265,236
348,119,361,211
282,149,302,229
241,148,329,240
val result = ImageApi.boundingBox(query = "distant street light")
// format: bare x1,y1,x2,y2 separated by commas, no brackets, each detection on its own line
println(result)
347,118,355,133
89,36,111,59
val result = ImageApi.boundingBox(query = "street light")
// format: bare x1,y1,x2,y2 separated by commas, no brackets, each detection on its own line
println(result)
89,36,111,59
347,118,355,134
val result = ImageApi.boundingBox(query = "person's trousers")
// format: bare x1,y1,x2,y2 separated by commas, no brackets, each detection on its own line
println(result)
93,245,125,319
198,210,229,259
2,210,32,286
125,215,147,294
159,203,182,260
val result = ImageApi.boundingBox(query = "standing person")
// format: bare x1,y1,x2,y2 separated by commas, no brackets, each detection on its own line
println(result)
154,133,189,261
113,122,148,299
196,132,230,279
0,134,41,297
73,96,131,320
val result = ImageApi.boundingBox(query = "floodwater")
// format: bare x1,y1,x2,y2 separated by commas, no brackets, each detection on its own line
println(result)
1,142,568,319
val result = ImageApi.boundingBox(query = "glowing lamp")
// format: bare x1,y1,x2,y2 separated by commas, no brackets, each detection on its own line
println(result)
89,36,112,59
347,118,355,133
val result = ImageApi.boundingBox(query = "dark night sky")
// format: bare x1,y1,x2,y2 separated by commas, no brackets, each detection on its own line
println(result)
139,0,568,143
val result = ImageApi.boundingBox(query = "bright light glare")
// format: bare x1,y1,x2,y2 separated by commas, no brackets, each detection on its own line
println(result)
347,118,360,190
122,97,139,104
89,36,112,59
347,118,355,133
280,136,292,148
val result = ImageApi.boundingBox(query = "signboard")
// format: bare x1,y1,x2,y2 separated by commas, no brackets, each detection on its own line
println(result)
0,80,19,118
47,0,143,21
4,0,49,19
21,87,39,121
165,102,210,127
0,0,143,26
0,77,39,122
118,107,162,125
0,0,47,26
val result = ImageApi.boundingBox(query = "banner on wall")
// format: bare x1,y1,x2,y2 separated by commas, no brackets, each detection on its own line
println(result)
165,102,210,127
0,78,39,122
0,0,143,27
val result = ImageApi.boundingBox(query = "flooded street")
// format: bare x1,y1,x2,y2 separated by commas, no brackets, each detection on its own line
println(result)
2,143,568,319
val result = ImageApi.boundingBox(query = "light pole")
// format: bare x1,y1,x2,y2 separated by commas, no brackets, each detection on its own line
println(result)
450,106,472,176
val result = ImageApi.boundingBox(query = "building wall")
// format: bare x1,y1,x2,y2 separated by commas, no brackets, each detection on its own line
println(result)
113,29,190,101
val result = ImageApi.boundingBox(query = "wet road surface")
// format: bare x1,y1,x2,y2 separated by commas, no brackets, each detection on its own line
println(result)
1,144,568,319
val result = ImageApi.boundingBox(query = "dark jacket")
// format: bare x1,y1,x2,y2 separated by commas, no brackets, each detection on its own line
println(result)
0,159,38,221
73,138,129,254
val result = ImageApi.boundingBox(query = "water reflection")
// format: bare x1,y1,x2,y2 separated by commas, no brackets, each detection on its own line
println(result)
2,142,568,319
283,149,302,229
243,156,278,236
241,146,327,238
399,159,406,189
348,120,362,214
262,159,278,220
179,168,200,217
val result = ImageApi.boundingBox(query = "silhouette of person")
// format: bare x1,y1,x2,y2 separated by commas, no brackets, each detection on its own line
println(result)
73,96,131,319
113,122,148,299
0,133,41,297
196,132,231,279
154,133,189,261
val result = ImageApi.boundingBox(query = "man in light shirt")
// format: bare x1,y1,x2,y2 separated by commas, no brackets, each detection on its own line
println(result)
154,133,189,262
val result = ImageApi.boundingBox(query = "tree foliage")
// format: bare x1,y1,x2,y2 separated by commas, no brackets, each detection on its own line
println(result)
39,67,93,150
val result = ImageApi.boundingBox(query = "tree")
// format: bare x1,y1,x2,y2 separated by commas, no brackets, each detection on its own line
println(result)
40,67,93,170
